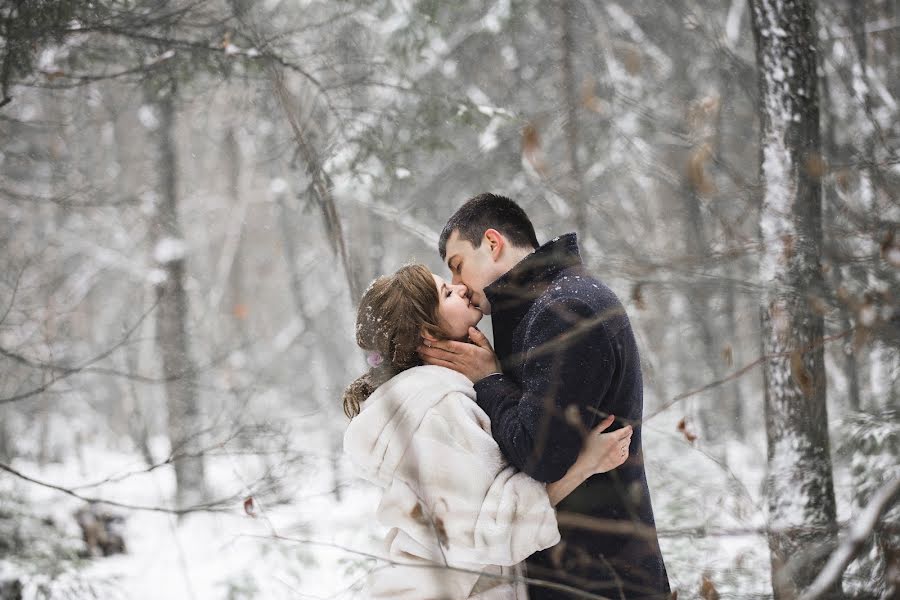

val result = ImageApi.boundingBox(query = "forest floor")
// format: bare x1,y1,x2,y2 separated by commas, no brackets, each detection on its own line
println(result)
0,410,860,599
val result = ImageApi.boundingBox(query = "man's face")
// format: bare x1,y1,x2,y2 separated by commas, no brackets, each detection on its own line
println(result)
443,230,505,315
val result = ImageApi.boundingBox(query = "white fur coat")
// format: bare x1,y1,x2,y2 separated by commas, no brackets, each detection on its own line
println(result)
343,365,560,599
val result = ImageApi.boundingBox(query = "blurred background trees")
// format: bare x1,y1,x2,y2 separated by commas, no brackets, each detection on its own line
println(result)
1,0,897,598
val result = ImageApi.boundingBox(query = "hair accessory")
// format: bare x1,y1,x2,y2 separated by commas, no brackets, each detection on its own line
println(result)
366,351,384,368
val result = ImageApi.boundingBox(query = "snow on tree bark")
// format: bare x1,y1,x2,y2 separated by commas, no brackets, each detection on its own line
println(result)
749,1,842,598
151,77,206,511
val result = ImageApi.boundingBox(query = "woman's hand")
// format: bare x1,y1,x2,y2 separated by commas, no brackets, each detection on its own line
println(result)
573,415,633,478
546,415,634,505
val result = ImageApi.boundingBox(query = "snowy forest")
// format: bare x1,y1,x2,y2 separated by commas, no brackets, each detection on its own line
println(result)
0,0,898,598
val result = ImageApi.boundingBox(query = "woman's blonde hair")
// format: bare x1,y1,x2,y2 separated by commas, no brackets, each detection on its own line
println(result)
342,264,447,419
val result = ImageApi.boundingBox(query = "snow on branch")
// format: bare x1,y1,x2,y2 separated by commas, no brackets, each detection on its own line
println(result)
153,236,187,263
798,477,900,600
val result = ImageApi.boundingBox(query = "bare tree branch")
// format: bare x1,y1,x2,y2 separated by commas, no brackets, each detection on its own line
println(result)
0,460,235,516
798,477,900,600
0,300,159,404
238,533,617,600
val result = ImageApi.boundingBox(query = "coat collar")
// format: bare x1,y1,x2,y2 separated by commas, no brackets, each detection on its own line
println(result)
484,233,582,349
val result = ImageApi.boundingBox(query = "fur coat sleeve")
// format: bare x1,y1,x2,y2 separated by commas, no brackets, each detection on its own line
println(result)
343,365,560,599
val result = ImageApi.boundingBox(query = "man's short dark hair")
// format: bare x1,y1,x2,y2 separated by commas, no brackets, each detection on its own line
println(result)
439,193,539,260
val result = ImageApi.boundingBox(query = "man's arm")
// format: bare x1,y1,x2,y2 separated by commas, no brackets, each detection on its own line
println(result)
475,298,616,483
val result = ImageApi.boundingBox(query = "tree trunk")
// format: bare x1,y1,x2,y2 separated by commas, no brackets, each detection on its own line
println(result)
714,70,746,440
818,14,862,415
222,126,250,348
559,0,587,235
152,78,206,510
749,1,842,598
723,265,745,437
682,186,726,447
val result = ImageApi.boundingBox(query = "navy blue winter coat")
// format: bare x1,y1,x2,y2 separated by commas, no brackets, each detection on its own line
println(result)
473,233,670,600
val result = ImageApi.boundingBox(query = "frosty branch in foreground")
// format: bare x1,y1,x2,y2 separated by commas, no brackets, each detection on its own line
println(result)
798,477,900,600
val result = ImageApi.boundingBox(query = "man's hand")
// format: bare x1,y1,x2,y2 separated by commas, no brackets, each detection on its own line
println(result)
418,327,502,383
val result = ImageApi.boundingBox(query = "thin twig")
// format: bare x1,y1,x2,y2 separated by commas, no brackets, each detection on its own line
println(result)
0,460,235,516
0,300,159,404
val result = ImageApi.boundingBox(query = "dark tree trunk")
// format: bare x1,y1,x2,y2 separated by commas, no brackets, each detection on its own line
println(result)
152,78,206,510
749,1,842,598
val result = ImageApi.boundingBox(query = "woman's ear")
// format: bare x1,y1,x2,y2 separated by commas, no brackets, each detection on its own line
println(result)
420,328,439,344
484,228,505,260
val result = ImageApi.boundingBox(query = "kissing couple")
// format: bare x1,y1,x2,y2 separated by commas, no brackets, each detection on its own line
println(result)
343,193,670,599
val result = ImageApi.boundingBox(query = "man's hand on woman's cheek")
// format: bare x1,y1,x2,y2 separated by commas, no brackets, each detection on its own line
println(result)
417,329,501,383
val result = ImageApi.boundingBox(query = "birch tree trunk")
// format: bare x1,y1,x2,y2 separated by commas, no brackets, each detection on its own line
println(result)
749,1,841,598
152,78,206,510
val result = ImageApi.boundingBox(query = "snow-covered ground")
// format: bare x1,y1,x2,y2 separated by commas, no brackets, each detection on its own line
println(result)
1,410,860,599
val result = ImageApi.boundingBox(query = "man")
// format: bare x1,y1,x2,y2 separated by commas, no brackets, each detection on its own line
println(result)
418,193,670,599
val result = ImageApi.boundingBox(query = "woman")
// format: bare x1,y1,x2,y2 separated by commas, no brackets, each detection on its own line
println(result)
343,264,633,599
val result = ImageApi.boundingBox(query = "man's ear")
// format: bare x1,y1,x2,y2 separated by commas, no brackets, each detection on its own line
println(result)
483,228,505,261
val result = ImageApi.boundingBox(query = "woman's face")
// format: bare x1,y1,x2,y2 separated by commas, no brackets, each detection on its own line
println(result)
432,273,483,340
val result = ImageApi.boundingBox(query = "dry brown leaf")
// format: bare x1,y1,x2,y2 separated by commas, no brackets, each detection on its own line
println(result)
789,350,815,398
804,153,827,179
722,344,734,368
410,502,424,522
522,123,546,177
699,574,720,600
581,77,604,113
434,516,449,548
687,143,715,195
835,169,851,192
881,230,900,268
631,282,646,310
676,418,698,444
780,234,795,264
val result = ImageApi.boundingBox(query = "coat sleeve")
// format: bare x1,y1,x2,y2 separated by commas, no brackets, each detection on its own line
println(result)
378,391,560,568
473,297,616,483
